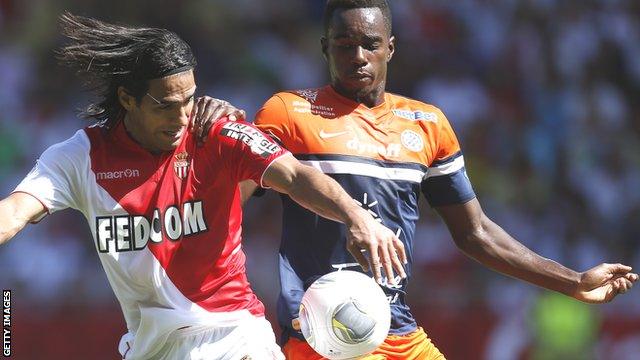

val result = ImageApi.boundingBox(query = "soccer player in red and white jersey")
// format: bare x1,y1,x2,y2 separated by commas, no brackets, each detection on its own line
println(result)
197,1,637,359
0,13,407,360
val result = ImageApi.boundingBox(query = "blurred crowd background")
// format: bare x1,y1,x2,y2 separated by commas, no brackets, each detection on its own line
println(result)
1,0,639,359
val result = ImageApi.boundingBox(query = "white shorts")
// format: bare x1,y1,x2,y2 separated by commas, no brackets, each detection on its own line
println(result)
121,316,284,360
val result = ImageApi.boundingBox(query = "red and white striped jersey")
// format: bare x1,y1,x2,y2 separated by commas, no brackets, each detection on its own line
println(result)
13,119,288,358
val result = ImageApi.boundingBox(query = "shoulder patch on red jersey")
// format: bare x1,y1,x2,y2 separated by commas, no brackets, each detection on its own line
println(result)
219,122,282,158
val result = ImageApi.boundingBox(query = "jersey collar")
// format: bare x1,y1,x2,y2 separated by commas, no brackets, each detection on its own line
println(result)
325,85,392,122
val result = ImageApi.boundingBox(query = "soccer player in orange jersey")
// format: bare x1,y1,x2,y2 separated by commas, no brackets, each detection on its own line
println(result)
196,1,638,359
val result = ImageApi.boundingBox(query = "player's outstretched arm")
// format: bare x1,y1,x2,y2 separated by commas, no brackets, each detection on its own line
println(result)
0,193,47,246
436,198,638,304
262,154,407,284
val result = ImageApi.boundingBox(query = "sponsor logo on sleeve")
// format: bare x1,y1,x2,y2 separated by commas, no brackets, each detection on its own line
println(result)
220,123,281,158
392,109,438,123
264,130,284,146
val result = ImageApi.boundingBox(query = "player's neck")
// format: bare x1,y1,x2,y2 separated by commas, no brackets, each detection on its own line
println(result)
331,82,386,108
123,114,162,155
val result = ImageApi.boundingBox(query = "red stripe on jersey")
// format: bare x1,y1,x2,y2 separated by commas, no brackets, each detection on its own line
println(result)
86,120,287,315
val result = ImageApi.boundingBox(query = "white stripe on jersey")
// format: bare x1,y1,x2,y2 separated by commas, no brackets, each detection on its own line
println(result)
14,129,262,360
425,155,465,179
300,160,426,183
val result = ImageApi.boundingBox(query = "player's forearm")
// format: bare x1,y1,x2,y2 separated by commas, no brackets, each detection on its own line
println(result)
0,223,23,246
0,203,29,246
0,193,46,246
456,215,580,297
279,165,368,225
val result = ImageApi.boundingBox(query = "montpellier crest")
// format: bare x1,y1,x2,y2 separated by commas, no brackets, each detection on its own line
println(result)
174,151,190,179
295,89,318,103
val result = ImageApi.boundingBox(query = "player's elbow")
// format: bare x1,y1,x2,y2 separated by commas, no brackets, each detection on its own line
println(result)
284,165,317,200
0,193,46,245
452,226,492,257
261,155,300,195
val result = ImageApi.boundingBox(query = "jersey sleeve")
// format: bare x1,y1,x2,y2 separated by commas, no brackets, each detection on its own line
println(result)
253,94,294,149
421,109,476,207
210,119,290,187
13,131,86,216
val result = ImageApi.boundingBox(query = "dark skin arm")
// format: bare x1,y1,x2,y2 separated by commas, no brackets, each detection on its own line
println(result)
189,98,637,301
436,198,638,304
190,96,246,142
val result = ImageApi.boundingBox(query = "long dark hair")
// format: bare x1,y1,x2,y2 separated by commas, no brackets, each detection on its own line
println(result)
56,12,197,128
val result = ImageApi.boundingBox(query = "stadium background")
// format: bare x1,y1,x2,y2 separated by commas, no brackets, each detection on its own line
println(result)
1,0,639,359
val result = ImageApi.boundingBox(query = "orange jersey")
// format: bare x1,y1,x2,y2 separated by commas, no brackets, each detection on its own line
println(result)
255,86,461,170
283,328,445,360
254,85,475,345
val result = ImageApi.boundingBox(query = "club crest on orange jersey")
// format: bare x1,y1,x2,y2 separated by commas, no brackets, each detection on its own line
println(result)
174,151,190,179
295,89,318,103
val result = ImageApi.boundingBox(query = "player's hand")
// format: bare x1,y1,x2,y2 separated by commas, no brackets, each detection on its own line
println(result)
346,214,407,285
573,263,638,304
190,96,246,144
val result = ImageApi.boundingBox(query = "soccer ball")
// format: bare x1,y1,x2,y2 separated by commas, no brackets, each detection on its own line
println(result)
298,270,391,359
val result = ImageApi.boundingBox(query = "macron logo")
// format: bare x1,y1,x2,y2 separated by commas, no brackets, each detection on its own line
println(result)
96,169,140,180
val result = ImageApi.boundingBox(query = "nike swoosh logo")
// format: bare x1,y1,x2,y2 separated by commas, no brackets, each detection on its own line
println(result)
319,130,349,139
